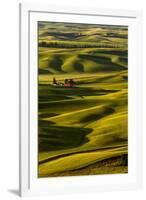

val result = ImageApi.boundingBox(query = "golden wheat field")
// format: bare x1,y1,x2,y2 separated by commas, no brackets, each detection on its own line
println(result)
38,22,128,177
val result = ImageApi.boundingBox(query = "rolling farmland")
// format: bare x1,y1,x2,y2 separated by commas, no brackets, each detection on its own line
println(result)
38,22,128,177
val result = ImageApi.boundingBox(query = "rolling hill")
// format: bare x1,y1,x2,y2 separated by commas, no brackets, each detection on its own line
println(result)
38,21,128,177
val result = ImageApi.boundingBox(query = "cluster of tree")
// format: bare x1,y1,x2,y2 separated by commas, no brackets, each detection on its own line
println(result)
53,77,76,87
39,41,124,49
45,32,83,38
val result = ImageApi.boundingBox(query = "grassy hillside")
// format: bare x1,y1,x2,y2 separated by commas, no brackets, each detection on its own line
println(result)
38,22,128,177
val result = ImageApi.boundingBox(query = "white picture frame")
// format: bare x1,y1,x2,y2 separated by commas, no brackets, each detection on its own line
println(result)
19,3,143,197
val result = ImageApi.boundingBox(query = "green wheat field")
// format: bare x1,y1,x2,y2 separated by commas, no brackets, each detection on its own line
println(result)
38,22,128,177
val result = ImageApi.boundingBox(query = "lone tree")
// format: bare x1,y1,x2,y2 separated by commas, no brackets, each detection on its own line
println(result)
53,77,57,85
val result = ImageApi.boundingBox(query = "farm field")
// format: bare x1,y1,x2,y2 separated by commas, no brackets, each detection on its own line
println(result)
38,22,128,177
